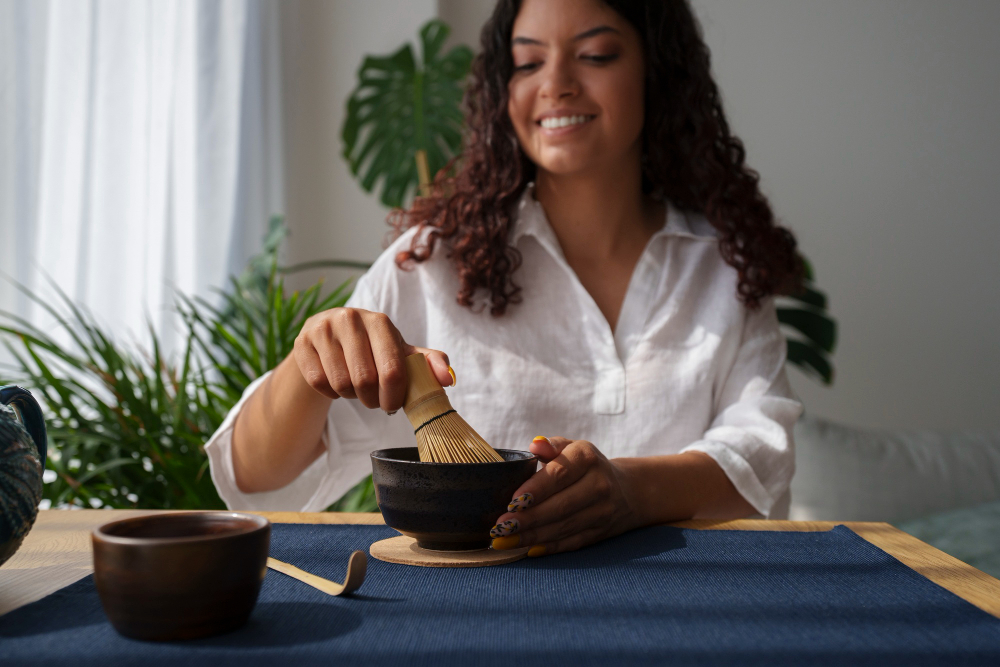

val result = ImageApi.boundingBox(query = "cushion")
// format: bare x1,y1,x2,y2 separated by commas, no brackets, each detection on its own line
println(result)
789,414,1000,522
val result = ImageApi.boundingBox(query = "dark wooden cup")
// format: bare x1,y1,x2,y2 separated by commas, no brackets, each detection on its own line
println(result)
92,512,270,641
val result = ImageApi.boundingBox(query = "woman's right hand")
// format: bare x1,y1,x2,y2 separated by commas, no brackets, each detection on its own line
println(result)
292,308,454,413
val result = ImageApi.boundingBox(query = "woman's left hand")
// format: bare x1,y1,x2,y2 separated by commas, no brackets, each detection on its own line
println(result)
490,436,645,557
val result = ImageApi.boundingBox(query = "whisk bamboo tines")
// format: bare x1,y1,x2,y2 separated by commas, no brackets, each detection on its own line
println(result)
403,353,504,463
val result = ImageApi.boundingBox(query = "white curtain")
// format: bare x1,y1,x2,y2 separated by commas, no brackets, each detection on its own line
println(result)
0,0,283,355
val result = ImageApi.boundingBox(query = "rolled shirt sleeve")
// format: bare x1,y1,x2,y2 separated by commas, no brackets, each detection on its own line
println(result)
680,298,803,518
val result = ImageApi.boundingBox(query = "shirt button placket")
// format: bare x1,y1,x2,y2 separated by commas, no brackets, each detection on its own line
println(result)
592,332,626,415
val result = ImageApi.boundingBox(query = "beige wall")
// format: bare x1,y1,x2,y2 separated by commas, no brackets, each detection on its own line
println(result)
281,0,1000,431
692,0,1000,430
278,0,437,291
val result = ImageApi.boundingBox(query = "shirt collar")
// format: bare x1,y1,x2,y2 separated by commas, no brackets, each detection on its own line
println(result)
508,183,717,248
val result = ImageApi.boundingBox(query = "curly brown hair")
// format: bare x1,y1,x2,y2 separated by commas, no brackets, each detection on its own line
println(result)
389,0,801,315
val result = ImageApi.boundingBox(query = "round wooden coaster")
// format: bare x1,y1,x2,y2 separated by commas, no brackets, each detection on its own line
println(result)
369,535,528,568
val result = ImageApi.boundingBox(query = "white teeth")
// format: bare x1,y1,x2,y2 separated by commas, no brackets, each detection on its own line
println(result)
540,115,591,129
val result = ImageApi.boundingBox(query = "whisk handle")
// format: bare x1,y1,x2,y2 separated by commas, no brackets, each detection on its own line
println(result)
403,353,445,410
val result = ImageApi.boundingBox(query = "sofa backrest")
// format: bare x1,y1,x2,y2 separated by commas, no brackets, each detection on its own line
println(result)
789,414,1000,522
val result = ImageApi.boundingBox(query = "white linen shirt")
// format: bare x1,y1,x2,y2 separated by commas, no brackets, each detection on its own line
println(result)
205,190,803,517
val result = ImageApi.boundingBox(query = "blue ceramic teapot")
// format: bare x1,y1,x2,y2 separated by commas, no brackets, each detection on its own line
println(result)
0,386,48,566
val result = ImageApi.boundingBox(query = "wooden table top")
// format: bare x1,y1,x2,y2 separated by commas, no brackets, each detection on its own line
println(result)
2,510,999,619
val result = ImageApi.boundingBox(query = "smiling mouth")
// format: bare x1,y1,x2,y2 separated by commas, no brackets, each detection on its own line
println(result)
537,114,596,130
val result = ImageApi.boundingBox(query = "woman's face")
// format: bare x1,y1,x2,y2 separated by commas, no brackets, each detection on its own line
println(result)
507,0,646,179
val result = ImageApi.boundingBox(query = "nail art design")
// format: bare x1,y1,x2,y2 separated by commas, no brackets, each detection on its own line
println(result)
508,493,534,513
447,366,457,387
490,519,519,538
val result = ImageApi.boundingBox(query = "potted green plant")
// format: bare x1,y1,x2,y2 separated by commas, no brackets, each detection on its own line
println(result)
0,218,372,511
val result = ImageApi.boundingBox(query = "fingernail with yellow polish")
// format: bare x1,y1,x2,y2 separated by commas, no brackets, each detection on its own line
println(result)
492,535,521,550
447,366,456,387
490,519,519,538
508,493,534,513
527,545,547,558
532,435,549,444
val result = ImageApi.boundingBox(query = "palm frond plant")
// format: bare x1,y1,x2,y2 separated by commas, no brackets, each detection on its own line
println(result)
0,282,229,510
0,218,374,510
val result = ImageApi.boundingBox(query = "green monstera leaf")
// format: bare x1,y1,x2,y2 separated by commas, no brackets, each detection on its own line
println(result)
342,20,473,208
777,255,838,385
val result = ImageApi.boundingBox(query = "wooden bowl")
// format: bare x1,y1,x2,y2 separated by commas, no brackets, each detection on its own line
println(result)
371,448,537,551
91,512,270,641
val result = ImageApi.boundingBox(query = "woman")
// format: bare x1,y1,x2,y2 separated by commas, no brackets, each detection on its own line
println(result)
205,0,803,557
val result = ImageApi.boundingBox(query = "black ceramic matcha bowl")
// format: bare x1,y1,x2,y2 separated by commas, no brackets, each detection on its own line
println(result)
371,448,537,551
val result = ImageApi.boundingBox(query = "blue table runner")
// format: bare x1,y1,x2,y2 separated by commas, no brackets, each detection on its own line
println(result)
2,523,999,666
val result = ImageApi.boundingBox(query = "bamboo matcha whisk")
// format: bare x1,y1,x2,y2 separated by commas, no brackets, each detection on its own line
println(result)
403,353,504,463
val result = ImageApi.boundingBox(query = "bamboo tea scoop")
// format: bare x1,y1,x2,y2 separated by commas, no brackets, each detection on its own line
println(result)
266,551,367,596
